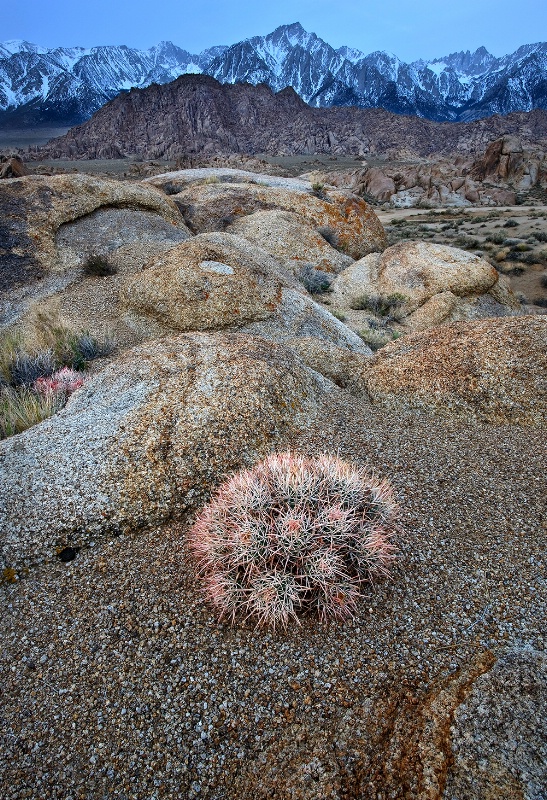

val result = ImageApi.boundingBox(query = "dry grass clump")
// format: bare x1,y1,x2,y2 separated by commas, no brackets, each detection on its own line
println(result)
189,452,400,629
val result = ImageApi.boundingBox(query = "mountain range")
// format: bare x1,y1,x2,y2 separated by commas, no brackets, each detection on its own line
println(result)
1,22,547,127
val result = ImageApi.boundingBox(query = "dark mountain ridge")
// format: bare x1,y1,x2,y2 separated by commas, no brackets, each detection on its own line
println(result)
36,74,547,161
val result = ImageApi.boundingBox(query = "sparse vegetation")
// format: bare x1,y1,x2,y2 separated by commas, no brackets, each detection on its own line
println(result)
349,292,407,320
189,451,400,628
83,253,118,277
503,219,519,228
311,182,325,197
298,264,333,294
331,309,347,322
0,322,114,440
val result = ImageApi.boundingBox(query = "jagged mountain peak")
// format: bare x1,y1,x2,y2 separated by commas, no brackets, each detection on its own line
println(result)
0,25,546,126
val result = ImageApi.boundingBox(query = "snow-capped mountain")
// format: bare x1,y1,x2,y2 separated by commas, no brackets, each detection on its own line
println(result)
0,23,546,126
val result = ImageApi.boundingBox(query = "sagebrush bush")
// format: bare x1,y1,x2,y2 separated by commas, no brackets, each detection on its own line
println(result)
298,264,333,294
349,292,407,320
189,452,400,629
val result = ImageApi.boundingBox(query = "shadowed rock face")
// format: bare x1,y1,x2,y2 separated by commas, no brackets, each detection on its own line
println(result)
361,316,547,425
0,332,341,570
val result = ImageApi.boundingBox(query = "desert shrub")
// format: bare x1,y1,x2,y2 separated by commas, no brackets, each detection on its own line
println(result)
298,264,333,294
358,328,392,351
189,451,400,628
518,253,540,265
532,297,547,307
515,243,532,252
453,236,481,250
331,309,347,322
83,253,117,277
311,182,325,197
486,232,506,245
203,175,220,184
532,231,547,242
349,292,407,320
0,367,84,440
503,219,519,228
540,274,547,289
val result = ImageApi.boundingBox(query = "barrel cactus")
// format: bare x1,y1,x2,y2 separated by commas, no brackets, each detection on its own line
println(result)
189,452,401,629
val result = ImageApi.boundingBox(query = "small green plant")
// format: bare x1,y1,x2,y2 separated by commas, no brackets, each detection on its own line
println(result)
83,253,117,277
311,182,325,196
358,329,390,351
203,175,220,184
189,451,400,628
331,309,347,322
349,292,407,320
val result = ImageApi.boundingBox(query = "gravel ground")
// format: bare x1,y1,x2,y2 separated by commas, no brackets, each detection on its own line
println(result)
1,399,545,799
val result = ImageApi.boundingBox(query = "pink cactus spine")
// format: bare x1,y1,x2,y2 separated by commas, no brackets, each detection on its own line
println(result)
189,452,401,629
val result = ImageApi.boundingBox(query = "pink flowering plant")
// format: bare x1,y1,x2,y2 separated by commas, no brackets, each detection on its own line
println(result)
34,367,84,399
189,452,401,629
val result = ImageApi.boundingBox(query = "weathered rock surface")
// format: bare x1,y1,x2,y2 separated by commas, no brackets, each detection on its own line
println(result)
148,172,387,260
0,155,27,179
120,233,287,335
362,316,547,425
0,174,188,327
226,210,353,275
332,241,522,331
0,332,339,569
146,168,313,193
241,289,372,356
55,206,191,273
444,650,546,799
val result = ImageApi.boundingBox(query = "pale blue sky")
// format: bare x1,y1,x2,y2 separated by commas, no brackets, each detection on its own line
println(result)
8,0,547,61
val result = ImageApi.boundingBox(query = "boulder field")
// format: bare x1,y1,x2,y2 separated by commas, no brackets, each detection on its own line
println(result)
0,168,546,800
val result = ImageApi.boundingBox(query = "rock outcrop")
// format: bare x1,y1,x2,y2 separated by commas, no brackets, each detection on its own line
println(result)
362,316,547,425
147,170,387,260
225,210,353,276
241,289,372,356
120,233,287,335
0,155,27,179
0,174,189,327
0,332,341,569
331,241,522,331
35,75,547,162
